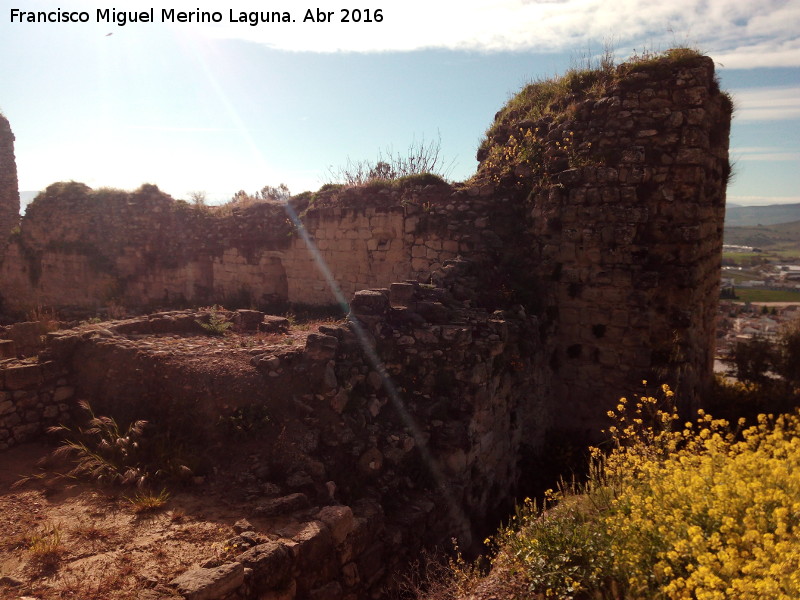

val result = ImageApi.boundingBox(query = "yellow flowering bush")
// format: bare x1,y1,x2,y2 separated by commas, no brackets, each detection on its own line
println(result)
495,386,800,599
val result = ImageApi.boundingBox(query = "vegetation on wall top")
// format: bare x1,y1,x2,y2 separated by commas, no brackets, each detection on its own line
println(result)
473,47,731,189
485,47,706,142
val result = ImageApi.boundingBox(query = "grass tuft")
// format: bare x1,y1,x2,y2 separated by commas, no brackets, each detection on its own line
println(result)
128,488,171,514
27,523,65,573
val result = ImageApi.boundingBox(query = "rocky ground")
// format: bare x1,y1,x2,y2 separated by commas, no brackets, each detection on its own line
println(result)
0,317,349,600
0,442,240,600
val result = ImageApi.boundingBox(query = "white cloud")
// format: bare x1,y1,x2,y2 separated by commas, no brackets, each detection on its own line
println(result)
730,87,800,122
156,0,800,66
731,150,800,161
62,0,800,67
729,195,800,206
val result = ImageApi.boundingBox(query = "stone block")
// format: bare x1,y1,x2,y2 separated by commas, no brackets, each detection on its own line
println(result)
260,316,291,333
53,386,74,403
4,364,42,390
254,493,310,517
316,505,355,545
237,541,292,589
0,340,15,359
389,283,415,307
305,334,339,361
285,520,334,569
170,562,244,600
12,423,39,442
349,290,389,318
233,309,266,331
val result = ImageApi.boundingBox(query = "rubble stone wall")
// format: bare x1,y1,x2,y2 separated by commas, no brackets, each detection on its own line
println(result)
0,114,20,264
521,55,730,433
0,355,74,451
14,278,549,597
0,52,729,438
0,183,480,312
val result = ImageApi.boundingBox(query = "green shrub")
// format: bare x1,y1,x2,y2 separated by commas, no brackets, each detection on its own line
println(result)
196,307,233,336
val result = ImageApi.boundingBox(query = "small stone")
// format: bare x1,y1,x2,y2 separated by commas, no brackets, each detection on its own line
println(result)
287,471,313,488
357,448,383,476
53,386,74,402
316,505,355,545
233,519,253,534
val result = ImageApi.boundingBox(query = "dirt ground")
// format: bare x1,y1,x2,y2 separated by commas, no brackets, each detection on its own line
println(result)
0,441,257,599
0,315,350,600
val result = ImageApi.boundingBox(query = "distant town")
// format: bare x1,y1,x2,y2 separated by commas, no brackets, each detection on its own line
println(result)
717,203,800,369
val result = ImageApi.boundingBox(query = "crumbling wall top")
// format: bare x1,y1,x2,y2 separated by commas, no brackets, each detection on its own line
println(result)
0,113,21,253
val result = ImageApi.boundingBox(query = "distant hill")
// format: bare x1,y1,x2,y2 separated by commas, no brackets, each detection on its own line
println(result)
726,203,800,227
724,220,800,249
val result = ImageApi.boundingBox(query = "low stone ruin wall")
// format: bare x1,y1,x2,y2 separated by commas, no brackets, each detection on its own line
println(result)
0,181,511,314
2,266,549,598
0,356,74,451
169,498,388,600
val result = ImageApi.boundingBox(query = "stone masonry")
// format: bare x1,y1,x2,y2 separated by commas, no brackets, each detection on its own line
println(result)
0,52,729,441
494,53,731,434
0,52,730,600
0,114,20,265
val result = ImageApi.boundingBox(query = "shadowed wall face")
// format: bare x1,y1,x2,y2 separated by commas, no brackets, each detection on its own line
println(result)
0,115,20,262
476,54,731,434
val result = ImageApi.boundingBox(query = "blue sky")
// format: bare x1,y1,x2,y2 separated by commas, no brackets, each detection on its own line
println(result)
1,0,798,206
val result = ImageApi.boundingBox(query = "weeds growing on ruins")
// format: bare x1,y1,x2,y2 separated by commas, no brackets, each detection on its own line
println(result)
196,306,234,336
24,399,193,490
326,134,454,186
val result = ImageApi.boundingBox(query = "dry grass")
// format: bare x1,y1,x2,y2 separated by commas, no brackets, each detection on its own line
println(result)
169,508,187,523
326,135,453,187
27,523,65,575
127,488,171,514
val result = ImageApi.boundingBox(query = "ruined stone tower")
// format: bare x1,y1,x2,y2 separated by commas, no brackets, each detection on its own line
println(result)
0,51,730,438
475,51,730,434
0,114,21,262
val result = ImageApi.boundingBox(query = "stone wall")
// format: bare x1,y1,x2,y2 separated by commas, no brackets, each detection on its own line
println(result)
0,182,469,312
0,114,20,265
0,356,74,451
0,51,730,439
13,271,549,597
0,50,731,600
474,51,731,435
